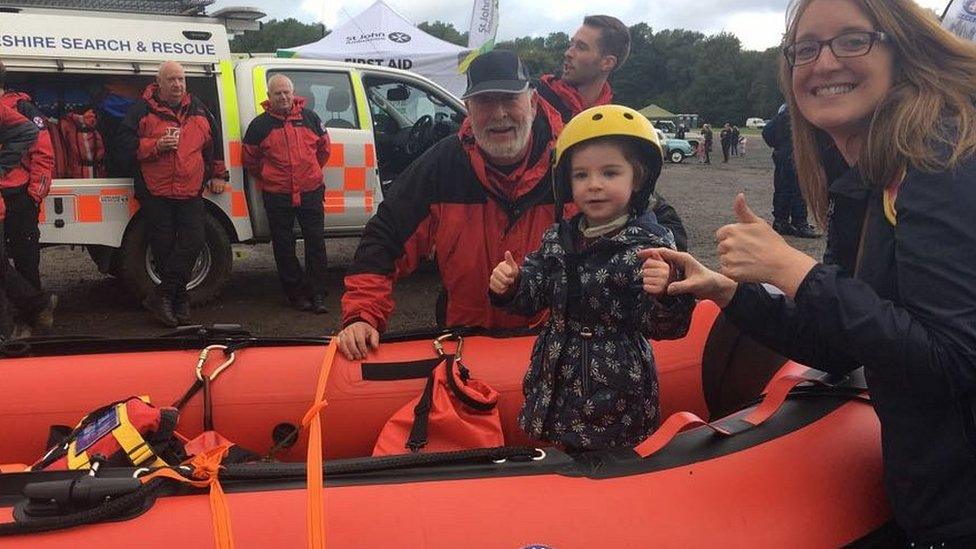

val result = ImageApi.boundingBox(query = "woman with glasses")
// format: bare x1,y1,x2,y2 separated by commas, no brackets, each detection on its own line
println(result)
644,0,976,544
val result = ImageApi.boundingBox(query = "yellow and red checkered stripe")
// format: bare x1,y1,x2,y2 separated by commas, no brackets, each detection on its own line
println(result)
323,142,378,214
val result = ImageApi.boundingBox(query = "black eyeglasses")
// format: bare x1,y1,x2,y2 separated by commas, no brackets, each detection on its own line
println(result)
783,31,887,67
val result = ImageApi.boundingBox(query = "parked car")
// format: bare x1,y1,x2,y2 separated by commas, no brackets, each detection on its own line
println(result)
746,117,767,129
652,122,702,155
653,120,678,134
655,129,694,163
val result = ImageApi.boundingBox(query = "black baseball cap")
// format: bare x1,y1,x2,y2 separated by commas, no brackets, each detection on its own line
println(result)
461,50,530,99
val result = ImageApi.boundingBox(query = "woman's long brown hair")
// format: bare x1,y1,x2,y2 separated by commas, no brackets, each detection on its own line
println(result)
782,0,976,226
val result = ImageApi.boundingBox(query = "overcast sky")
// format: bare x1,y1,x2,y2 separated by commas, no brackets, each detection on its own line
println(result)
211,0,952,51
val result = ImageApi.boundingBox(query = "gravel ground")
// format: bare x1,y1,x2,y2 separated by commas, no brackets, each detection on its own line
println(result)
37,141,825,338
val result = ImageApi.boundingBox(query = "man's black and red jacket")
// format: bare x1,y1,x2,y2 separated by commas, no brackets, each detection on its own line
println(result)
242,96,330,207
342,101,569,332
0,103,40,219
118,84,227,199
0,91,54,203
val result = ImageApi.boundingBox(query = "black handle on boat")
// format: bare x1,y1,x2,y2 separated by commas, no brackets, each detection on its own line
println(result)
21,476,143,516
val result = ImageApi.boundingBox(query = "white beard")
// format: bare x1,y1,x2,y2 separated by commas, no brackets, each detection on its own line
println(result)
474,117,533,161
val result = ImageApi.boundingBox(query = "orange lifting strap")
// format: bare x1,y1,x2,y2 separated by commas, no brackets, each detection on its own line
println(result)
137,339,336,549
301,339,339,549
139,444,235,549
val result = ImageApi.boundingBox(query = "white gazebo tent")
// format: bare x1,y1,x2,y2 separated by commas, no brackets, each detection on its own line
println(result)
280,0,471,96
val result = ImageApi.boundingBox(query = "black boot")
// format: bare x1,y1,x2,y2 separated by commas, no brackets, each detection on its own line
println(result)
289,295,312,312
29,293,58,334
792,223,821,239
311,295,328,314
143,291,178,327
772,221,795,236
173,295,191,325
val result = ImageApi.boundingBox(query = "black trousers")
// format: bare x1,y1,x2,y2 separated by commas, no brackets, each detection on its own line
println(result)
3,190,41,290
721,140,731,162
141,195,205,300
772,156,809,226
6,262,45,323
263,187,328,300
0,222,12,338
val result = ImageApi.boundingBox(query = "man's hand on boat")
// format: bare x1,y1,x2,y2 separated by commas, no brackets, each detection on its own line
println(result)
336,321,380,360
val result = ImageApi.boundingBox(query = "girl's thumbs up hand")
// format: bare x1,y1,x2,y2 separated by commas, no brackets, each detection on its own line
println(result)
490,251,521,296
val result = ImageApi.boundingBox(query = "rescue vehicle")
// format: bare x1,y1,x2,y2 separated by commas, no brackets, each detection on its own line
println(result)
0,1,467,304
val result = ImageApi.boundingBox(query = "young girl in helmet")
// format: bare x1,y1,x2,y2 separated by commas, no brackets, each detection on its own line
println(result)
489,105,695,450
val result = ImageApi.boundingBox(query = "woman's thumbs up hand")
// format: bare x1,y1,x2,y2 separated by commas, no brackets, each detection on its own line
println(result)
716,193,817,298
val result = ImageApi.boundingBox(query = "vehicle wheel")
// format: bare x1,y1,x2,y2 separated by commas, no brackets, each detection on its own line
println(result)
670,150,685,163
117,213,233,306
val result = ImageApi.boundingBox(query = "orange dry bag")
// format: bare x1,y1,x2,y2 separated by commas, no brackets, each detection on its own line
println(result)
372,354,504,456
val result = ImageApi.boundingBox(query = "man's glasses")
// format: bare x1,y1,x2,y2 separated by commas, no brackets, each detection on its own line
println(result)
783,31,887,67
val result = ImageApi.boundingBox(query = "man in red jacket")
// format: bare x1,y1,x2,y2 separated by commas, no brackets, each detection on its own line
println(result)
0,61,55,291
118,61,227,327
535,15,627,125
534,16,687,251
243,74,331,313
337,50,565,360
0,61,58,335
0,102,40,338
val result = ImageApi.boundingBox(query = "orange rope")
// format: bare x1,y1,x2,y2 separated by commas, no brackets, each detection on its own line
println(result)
140,444,234,549
300,339,338,549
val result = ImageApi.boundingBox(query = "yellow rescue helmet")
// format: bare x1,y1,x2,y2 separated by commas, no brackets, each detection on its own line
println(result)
552,105,665,219
554,104,664,167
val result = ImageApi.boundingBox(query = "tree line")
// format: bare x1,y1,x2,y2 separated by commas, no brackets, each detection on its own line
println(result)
230,18,785,125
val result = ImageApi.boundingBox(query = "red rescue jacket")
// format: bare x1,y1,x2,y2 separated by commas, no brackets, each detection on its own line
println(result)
534,74,613,124
0,92,55,203
117,84,227,199
0,102,40,219
59,108,106,180
341,100,572,332
242,96,330,206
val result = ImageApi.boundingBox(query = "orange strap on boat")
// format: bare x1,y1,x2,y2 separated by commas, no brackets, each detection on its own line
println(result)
636,374,846,458
300,339,339,549
139,444,235,549
634,411,731,458
742,374,827,426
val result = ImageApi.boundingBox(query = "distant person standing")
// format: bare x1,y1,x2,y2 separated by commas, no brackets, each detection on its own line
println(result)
762,105,818,238
243,74,331,313
119,60,228,327
720,123,733,162
731,125,741,156
0,61,54,292
0,102,39,339
700,124,713,164
675,124,686,139
0,60,58,335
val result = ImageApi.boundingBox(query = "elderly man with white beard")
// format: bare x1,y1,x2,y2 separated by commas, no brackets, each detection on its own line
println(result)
337,50,568,360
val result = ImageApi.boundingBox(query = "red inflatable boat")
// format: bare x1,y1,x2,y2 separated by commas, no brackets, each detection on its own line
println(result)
0,302,890,547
